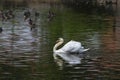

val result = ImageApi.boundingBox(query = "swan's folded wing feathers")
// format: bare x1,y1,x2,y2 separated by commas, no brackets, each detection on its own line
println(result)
61,40,82,53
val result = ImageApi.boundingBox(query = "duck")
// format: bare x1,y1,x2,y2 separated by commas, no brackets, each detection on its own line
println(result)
24,10,31,21
28,18,36,31
0,27,3,33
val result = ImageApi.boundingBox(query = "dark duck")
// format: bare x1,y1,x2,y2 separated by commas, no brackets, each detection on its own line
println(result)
0,27,3,33
28,18,36,30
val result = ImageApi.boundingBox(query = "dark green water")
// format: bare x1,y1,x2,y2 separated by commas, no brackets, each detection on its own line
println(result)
0,3,120,80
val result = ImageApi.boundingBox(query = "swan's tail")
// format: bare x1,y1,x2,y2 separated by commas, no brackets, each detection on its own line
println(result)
83,48,90,52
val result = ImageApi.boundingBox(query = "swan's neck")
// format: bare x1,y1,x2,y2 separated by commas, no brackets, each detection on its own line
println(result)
53,41,63,52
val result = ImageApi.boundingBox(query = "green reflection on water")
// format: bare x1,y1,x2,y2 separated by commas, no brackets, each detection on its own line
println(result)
47,5,107,45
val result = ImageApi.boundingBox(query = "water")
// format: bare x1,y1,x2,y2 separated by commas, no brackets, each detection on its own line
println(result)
0,2,120,80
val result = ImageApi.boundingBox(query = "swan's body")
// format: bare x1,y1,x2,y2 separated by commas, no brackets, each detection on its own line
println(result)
53,38,89,60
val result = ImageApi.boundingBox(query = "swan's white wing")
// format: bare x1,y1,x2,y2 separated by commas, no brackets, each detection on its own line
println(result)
61,40,82,53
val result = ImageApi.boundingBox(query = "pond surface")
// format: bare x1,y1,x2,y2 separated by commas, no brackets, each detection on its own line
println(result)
0,3,120,80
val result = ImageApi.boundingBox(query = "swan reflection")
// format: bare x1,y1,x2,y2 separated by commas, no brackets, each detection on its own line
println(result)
53,52,82,70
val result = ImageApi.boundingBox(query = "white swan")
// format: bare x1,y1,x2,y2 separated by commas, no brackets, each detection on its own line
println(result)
53,38,89,60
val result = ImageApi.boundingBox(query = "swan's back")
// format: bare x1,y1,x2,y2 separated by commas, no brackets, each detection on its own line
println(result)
61,40,82,53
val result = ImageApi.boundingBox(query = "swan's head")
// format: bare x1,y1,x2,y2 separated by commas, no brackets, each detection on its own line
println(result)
53,37,64,53
56,38,64,43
